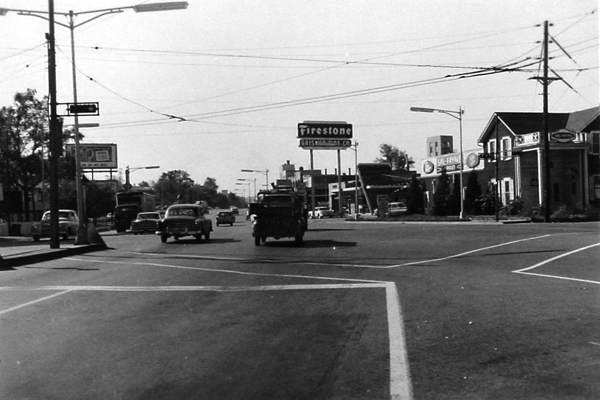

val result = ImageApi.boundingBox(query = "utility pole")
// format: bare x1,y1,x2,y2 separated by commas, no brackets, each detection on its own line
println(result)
542,20,551,222
47,0,60,248
531,20,558,222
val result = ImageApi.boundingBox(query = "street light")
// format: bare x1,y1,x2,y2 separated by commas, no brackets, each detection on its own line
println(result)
410,106,465,219
0,2,188,244
125,165,160,190
237,178,256,200
235,182,251,204
241,169,269,191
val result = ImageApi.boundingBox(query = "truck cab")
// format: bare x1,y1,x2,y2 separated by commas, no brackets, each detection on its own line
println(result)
250,186,306,246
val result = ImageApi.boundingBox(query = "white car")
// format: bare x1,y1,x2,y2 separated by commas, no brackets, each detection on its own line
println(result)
31,209,79,241
310,206,335,219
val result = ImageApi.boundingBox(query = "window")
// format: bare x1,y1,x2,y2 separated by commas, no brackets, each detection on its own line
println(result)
488,140,497,162
501,137,512,160
501,178,514,205
590,131,600,155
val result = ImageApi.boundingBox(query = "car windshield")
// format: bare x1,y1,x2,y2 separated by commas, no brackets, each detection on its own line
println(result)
42,211,73,220
263,195,291,207
168,207,198,217
138,213,160,220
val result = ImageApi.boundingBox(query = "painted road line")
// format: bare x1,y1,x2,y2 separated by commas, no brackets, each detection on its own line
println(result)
513,242,600,285
386,234,553,268
0,282,413,399
65,257,388,283
0,290,71,315
386,282,413,400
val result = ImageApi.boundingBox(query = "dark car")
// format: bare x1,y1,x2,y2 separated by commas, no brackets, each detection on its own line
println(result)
230,206,239,215
156,204,212,243
130,211,162,234
216,211,235,226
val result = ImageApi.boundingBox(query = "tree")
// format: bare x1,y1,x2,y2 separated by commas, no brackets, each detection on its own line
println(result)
375,143,413,171
406,175,425,214
0,90,48,220
464,170,482,215
433,168,452,216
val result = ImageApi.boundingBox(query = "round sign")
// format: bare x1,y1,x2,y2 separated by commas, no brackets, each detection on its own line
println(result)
423,161,435,174
466,152,480,168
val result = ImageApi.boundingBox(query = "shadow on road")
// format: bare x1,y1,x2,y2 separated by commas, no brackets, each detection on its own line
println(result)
261,239,357,248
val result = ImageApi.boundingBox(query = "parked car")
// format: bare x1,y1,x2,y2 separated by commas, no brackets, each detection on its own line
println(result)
387,202,407,216
230,206,239,215
216,211,235,226
31,209,79,241
130,211,162,234
310,206,335,219
156,204,212,243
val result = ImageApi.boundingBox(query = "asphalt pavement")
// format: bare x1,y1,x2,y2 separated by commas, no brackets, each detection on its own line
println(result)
0,215,528,269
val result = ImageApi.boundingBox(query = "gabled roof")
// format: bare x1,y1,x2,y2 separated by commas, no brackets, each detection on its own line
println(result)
357,163,412,188
566,106,600,132
478,112,570,144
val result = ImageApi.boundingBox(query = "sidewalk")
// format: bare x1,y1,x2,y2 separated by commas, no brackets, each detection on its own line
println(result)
0,226,108,270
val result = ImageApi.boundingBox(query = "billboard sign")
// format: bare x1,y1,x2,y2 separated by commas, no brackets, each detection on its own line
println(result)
66,143,118,169
420,149,484,177
297,121,353,139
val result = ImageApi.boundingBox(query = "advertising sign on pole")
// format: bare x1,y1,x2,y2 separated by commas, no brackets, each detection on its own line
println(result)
297,121,352,150
66,143,118,169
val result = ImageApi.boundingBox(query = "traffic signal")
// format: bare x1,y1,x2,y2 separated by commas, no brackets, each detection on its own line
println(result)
68,103,98,115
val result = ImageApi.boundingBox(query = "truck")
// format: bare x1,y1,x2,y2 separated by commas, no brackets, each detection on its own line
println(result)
250,180,307,246
114,191,156,233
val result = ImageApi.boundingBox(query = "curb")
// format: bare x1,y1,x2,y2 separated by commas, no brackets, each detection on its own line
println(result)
0,244,107,270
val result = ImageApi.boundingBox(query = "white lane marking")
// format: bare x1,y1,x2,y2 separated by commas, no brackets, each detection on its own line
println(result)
65,257,387,283
386,282,413,400
101,233,554,270
386,234,553,268
0,282,413,399
0,290,71,315
512,242,600,285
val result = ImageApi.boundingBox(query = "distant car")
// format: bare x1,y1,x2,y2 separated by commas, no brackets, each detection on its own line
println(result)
156,204,212,243
31,209,79,241
387,202,407,216
310,206,335,219
130,211,162,234
216,211,235,226
230,206,239,215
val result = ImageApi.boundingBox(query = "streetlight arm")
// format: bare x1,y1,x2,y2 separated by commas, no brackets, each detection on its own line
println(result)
410,107,462,120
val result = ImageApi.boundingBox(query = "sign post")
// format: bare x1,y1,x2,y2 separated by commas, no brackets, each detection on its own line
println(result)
297,121,353,216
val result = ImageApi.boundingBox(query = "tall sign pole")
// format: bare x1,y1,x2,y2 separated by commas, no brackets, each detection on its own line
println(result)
47,0,60,249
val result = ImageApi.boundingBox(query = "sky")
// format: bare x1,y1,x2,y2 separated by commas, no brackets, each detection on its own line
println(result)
1,0,598,196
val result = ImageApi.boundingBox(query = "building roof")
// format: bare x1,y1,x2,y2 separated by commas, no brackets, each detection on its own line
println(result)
357,163,412,189
478,107,600,144
478,112,570,144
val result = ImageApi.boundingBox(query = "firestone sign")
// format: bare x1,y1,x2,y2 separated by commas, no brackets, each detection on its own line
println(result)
297,121,352,150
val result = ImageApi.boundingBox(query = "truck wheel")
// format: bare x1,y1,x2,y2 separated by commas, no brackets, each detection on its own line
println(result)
33,235,40,242
295,234,303,244
261,236,266,243
204,231,210,241
161,234,168,243
254,236,260,246
195,235,202,242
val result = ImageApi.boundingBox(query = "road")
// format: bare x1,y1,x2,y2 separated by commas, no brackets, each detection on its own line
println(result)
1,214,599,399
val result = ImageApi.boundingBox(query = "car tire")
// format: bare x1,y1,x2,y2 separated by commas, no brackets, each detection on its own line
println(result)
33,235,40,242
161,233,168,243
204,231,210,241
254,235,260,246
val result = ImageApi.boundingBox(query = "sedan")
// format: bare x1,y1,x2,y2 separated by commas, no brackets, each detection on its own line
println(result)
31,209,79,241
156,204,213,243
216,211,235,226
130,212,162,234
